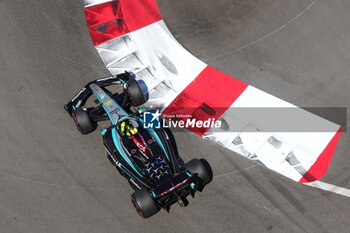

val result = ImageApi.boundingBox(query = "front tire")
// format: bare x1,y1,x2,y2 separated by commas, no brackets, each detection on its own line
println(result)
126,78,148,106
131,189,159,218
71,107,97,135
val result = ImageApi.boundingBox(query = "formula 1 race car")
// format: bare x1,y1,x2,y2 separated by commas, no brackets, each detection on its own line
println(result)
64,72,213,218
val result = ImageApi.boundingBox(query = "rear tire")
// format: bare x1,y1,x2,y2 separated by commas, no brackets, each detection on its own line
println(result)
185,158,213,191
126,78,148,106
71,107,97,135
131,189,159,218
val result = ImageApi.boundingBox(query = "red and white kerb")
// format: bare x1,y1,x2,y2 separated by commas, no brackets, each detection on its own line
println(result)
83,0,341,183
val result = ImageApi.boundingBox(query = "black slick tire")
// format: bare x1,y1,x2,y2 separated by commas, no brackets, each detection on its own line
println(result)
71,107,97,135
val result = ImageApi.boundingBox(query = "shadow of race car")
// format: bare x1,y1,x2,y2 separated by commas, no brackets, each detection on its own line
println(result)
64,72,213,218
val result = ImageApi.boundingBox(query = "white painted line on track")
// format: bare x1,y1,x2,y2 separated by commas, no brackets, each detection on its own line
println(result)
234,0,319,51
214,165,259,178
213,0,319,61
305,181,350,198
212,163,350,199
0,170,129,191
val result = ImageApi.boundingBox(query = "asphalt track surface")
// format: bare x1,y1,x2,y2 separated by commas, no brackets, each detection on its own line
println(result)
0,0,349,232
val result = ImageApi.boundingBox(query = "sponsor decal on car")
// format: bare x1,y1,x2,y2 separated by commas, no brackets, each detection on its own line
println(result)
71,87,86,102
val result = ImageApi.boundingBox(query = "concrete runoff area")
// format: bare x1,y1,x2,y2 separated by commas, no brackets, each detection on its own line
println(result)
0,0,349,232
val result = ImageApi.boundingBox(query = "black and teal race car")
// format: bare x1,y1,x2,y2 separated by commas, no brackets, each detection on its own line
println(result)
64,72,213,218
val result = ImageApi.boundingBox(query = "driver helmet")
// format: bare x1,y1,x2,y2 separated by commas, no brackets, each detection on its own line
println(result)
120,119,138,137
